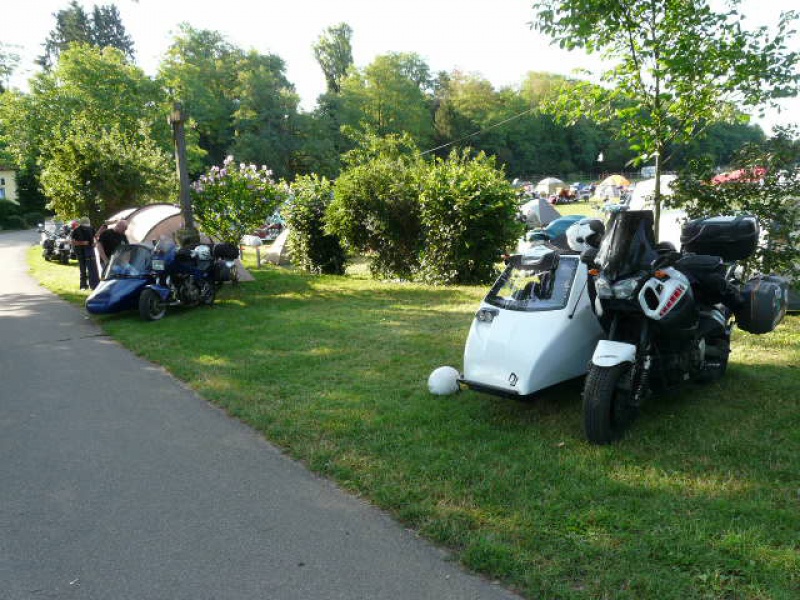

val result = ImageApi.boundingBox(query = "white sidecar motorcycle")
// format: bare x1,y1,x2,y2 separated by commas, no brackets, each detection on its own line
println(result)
459,220,605,397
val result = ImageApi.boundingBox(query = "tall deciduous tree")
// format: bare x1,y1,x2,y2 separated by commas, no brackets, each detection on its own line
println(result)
159,25,240,169
229,51,301,180
10,44,174,220
38,0,135,70
313,23,353,95
0,43,20,92
531,0,799,235
339,53,435,148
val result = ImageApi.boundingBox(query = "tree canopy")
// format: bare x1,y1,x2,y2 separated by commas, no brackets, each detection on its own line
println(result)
38,0,135,70
531,0,799,233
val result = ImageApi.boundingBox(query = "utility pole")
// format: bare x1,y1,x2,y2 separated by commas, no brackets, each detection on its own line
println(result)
169,102,198,241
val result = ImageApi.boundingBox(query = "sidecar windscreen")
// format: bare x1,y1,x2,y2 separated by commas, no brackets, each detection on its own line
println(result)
105,244,152,279
486,255,579,312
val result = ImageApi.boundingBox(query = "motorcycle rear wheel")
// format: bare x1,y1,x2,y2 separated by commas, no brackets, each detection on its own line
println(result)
139,289,167,321
583,363,637,445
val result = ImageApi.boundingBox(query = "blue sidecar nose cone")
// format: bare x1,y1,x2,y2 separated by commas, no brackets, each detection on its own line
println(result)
85,278,148,314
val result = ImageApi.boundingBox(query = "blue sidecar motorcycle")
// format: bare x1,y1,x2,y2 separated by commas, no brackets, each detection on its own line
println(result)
86,238,238,321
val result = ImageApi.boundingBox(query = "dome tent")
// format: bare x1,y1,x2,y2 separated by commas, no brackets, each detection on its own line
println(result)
535,177,566,196
104,203,253,281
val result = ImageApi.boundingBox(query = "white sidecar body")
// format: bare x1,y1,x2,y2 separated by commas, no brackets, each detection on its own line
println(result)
461,247,604,397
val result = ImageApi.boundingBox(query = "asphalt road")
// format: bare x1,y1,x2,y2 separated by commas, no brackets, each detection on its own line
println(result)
0,229,522,600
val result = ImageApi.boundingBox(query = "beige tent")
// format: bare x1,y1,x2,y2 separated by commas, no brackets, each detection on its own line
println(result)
105,203,253,281
535,177,566,196
106,204,192,245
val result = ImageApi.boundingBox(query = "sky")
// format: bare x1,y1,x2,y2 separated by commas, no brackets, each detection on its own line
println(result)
5,0,800,134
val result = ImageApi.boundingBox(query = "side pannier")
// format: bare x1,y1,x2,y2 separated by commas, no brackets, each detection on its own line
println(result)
735,274,789,334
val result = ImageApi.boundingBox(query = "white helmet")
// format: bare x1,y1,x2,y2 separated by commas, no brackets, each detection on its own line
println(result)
427,366,461,395
193,244,212,261
567,218,605,252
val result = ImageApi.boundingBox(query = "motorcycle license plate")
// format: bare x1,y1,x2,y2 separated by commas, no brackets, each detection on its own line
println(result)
152,259,165,271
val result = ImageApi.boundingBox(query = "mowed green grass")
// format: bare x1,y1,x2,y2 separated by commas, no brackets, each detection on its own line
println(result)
29,246,800,600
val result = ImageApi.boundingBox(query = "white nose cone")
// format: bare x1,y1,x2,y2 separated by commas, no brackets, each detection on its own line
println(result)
428,366,461,395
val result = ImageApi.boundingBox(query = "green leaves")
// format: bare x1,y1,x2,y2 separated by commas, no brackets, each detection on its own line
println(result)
191,156,287,246
285,175,347,275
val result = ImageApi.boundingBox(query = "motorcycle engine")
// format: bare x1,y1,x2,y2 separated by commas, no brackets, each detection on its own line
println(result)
178,277,201,305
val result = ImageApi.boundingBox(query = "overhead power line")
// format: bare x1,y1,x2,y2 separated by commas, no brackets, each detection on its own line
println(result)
421,106,537,156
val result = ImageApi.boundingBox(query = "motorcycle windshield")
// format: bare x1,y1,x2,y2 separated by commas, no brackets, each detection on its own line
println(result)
105,244,152,279
486,255,579,312
596,210,658,280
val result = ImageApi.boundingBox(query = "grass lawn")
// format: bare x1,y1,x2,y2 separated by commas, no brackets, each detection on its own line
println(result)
29,245,800,600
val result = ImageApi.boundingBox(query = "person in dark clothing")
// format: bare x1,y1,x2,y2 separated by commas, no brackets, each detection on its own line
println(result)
71,218,99,290
97,219,129,270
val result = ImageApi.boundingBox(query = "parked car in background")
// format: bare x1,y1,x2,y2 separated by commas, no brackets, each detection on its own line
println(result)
255,212,286,243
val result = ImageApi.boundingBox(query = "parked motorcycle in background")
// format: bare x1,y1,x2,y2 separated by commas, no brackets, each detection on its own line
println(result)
86,238,240,321
580,210,788,444
38,221,73,264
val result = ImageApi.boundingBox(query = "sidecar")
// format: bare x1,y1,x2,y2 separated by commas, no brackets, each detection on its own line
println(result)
85,244,153,314
460,243,604,397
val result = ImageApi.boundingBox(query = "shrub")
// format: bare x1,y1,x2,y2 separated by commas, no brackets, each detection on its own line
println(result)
327,134,423,279
285,175,347,275
417,149,523,284
1,214,28,230
191,155,287,245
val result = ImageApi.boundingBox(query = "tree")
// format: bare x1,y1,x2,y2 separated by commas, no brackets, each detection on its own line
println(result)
339,53,435,148
9,44,174,221
159,25,241,169
38,1,135,70
229,51,301,180
0,43,20,92
531,0,799,236
313,23,353,95
90,4,135,60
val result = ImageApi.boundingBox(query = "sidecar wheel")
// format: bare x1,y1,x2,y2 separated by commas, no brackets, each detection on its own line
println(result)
583,363,637,445
139,289,166,321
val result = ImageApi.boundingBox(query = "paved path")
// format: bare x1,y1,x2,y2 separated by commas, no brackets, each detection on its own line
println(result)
0,230,521,600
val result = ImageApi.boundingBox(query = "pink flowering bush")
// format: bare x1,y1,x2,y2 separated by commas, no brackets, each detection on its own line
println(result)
191,155,287,245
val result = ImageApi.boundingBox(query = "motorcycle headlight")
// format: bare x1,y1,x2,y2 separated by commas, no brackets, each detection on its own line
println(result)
611,277,641,299
595,276,613,299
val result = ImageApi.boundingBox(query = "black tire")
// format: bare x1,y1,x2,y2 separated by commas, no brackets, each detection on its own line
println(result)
583,363,637,445
138,289,167,321
59,252,70,265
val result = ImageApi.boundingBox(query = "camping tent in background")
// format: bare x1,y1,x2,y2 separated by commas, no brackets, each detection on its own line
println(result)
629,175,678,210
600,174,631,187
518,196,561,228
594,174,632,202
106,204,190,245
104,203,254,281
628,175,684,248
535,177,566,196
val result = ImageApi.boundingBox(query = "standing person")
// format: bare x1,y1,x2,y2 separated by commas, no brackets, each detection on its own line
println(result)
70,218,99,290
97,219,129,272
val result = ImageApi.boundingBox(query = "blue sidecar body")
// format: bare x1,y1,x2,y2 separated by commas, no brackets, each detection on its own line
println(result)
85,244,153,314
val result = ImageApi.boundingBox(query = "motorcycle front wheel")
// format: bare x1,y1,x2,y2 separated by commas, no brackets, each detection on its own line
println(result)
139,289,167,321
583,363,637,445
